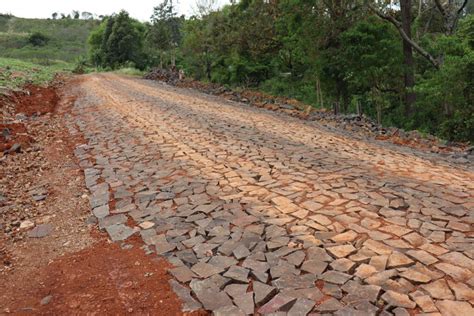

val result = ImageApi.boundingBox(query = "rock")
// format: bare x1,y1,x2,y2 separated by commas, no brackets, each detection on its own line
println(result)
320,271,352,285
191,262,225,278
225,284,248,298
233,292,254,315
314,298,344,312
400,269,431,283
223,265,250,283
9,143,21,154
19,220,34,230
139,221,155,229
213,305,245,316
92,204,109,219
258,293,296,314
327,244,357,258
253,281,277,305
169,279,202,311
411,295,437,313
105,224,136,242
300,260,327,275
381,290,416,309
28,224,53,238
435,300,474,316
169,266,196,283
194,287,233,311
422,280,455,300
387,252,414,268
40,295,52,305
287,298,315,316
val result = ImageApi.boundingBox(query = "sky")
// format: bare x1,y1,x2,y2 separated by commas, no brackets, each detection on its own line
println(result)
1,0,230,21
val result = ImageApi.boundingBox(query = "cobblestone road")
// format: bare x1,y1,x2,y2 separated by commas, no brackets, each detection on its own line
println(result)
68,74,474,315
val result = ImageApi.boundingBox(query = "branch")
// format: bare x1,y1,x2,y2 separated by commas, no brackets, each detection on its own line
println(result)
433,0,447,18
368,4,440,69
457,0,469,15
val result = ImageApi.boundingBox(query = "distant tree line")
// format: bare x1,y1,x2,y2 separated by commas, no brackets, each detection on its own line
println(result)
87,0,474,141
51,11,104,20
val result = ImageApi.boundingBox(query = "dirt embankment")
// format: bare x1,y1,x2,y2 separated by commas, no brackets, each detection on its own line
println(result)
0,78,189,315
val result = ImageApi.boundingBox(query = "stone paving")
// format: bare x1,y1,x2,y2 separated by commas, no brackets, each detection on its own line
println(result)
67,74,474,315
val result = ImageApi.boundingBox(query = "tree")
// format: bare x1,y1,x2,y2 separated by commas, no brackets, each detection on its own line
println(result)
400,0,416,115
88,11,146,69
81,11,93,20
73,10,80,19
52,12,58,20
148,0,184,67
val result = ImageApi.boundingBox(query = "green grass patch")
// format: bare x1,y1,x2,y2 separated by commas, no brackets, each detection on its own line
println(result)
113,67,145,77
0,57,72,91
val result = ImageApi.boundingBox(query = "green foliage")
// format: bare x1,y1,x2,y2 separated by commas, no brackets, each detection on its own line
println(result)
28,32,49,46
88,11,146,69
0,57,72,90
0,15,99,62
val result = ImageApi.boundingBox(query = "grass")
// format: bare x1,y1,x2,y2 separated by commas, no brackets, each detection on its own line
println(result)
113,67,145,77
0,14,100,63
0,57,72,91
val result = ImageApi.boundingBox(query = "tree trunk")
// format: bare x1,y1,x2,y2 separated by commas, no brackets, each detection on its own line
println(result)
401,0,416,116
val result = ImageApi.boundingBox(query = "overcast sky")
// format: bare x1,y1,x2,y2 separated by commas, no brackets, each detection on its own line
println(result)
1,0,230,21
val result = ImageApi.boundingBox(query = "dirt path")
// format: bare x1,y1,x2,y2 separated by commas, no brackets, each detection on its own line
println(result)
0,78,189,315
1,73,473,315
61,73,473,315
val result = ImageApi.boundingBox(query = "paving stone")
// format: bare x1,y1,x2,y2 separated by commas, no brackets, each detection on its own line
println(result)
191,262,225,278
273,274,318,289
330,258,355,272
209,255,238,269
320,271,352,285
258,293,296,314
224,265,250,283
435,300,474,316
193,287,233,311
381,290,416,309
169,279,202,311
400,269,432,283
327,244,357,258
406,250,438,265
155,240,177,254
411,295,438,313
225,284,248,299
387,251,415,268
354,263,377,279
331,230,358,243
105,224,136,242
233,292,254,315
447,280,474,301
253,281,277,305
169,265,196,283
233,244,251,260
287,298,315,316
434,263,471,281
281,287,324,301
314,298,344,312
421,279,455,300
213,305,245,316
93,205,110,219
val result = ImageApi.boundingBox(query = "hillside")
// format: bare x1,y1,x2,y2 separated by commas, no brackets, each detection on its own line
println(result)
0,14,99,63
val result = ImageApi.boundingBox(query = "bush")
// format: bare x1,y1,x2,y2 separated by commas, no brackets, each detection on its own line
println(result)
28,32,49,46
